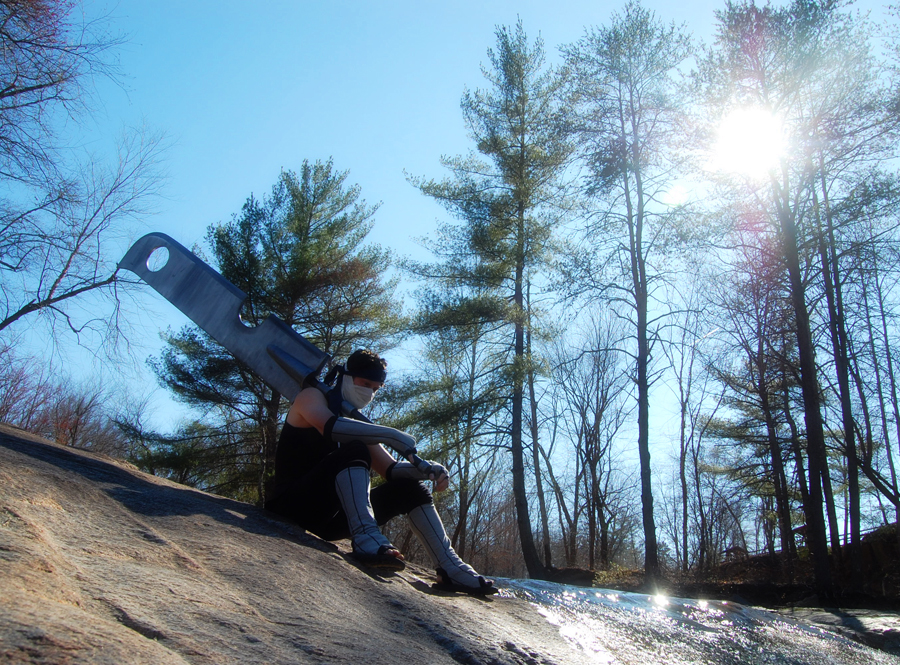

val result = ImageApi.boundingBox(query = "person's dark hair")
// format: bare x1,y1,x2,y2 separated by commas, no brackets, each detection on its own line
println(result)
345,349,387,383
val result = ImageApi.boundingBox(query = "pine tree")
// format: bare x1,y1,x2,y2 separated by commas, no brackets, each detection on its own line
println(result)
696,0,900,598
148,160,402,503
409,21,570,578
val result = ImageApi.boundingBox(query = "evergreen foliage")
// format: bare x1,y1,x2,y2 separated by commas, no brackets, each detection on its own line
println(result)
137,161,403,503
408,20,570,579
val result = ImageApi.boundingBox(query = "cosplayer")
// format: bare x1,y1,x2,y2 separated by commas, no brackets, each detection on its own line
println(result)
265,349,496,595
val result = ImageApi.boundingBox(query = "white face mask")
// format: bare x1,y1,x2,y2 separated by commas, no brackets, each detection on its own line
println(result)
341,374,375,410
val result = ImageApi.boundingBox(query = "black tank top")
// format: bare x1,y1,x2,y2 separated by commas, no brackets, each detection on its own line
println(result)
269,387,343,501
270,423,336,499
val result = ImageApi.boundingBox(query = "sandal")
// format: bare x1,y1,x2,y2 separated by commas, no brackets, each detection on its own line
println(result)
350,544,406,571
432,567,499,596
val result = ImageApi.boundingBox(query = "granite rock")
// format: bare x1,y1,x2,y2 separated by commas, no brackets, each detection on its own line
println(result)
0,424,588,665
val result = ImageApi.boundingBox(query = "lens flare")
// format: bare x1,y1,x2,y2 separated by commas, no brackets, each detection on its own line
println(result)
712,107,785,179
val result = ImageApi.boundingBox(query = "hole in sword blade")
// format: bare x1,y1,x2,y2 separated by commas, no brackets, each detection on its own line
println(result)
146,247,170,272
238,301,259,327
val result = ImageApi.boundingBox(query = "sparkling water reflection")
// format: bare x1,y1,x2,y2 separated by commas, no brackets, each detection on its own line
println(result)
498,578,899,664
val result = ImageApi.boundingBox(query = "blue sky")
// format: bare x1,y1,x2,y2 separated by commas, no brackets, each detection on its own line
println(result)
60,0,892,430
84,0,726,257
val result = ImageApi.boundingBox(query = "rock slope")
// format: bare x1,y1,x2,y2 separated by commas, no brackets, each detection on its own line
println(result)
0,424,589,665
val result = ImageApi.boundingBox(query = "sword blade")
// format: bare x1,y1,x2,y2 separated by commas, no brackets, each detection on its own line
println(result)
119,232,329,400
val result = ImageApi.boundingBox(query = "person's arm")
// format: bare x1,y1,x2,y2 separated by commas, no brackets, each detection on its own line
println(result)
285,387,334,432
286,387,423,469
370,444,400,479
367,445,450,491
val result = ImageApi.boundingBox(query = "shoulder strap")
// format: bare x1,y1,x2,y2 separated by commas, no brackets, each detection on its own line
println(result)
322,364,346,417
326,385,344,417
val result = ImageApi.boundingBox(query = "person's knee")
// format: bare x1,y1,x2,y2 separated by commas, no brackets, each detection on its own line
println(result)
340,440,371,469
371,478,433,525
395,478,433,509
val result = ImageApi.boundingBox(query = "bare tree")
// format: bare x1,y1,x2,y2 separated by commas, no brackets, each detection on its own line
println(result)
0,1,165,352
562,2,692,583
0,130,165,341
0,343,60,428
0,344,129,456
0,0,120,186
551,310,631,570
659,268,726,576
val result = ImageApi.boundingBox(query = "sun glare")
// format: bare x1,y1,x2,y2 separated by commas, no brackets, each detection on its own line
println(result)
712,107,785,179
661,183,689,208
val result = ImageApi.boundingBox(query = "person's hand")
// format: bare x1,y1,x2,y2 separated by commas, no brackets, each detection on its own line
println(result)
427,462,450,492
388,458,450,491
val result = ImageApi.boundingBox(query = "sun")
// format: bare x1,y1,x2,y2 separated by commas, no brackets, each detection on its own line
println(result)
712,107,785,179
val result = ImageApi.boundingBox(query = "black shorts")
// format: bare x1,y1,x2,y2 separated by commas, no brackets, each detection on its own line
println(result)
267,440,432,540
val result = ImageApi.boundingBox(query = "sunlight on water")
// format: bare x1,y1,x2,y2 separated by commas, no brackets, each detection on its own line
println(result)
498,579,897,665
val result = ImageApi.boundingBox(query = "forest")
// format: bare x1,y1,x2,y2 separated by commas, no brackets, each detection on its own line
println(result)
2,0,900,600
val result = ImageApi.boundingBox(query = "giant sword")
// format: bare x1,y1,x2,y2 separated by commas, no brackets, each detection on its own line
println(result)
119,232,426,467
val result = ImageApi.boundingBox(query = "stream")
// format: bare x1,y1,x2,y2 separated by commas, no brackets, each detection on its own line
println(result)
498,578,900,664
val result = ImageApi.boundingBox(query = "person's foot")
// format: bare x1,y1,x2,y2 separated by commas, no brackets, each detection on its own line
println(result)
433,567,498,595
350,544,406,571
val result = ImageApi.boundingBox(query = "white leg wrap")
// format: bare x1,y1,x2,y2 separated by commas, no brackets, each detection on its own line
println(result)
334,466,392,555
408,503,481,587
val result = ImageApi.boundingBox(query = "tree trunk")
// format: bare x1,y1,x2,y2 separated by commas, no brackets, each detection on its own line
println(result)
813,182,858,582
529,375,552,567
526,299,553,568
822,466,843,562
680,439,689,575
598,501,610,568
616,85,659,584
587,452,597,570
691,443,709,572
542,443,578,567
511,208,545,579
783,375,811,511
872,258,900,552
260,386,281,504
453,340,483,560
756,348,795,581
677,345,693,576
453,483,471,560
773,179,834,598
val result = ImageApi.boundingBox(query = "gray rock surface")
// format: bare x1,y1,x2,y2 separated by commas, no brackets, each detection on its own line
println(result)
777,607,900,656
0,424,589,664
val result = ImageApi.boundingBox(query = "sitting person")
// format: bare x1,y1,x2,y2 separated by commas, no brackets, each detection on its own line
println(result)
265,349,496,595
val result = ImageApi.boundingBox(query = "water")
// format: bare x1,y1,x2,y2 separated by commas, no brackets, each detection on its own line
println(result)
498,579,900,664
